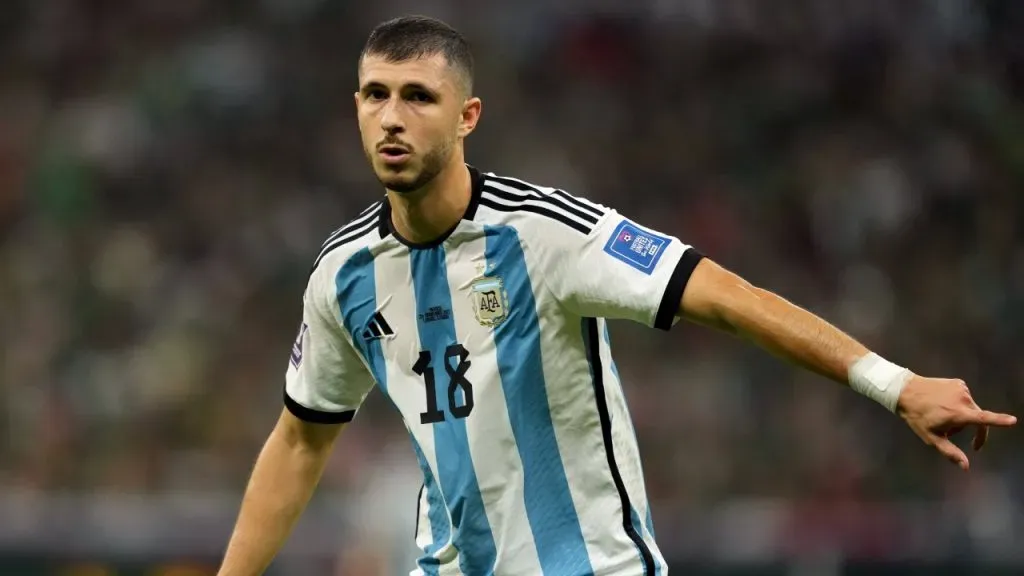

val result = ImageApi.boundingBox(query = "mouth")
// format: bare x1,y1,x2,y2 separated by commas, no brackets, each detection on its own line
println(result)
378,145,411,165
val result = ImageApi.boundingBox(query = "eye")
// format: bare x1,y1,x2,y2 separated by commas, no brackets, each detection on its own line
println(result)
366,89,388,101
409,91,434,103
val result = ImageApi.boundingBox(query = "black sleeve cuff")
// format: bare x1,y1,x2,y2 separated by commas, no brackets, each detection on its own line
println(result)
654,248,705,331
284,390,356,424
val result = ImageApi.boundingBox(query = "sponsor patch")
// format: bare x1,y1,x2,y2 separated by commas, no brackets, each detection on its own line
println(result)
602,220,670,274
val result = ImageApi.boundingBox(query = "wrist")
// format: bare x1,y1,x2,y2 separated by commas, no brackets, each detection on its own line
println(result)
847,352,913,413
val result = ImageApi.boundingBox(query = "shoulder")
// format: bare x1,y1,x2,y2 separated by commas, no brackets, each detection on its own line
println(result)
476,171,611,238
308,199,385,290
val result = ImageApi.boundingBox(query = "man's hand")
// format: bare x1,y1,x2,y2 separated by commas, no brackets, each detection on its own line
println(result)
897,376,1017,470
676,259,1018,470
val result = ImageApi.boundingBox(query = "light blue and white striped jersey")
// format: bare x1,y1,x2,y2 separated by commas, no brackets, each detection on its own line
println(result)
285,166,705,576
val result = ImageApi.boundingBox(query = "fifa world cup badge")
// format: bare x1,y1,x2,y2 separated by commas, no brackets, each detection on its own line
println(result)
471,276,508,327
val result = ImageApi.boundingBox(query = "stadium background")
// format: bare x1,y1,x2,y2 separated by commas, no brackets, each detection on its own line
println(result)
2,0,1023,574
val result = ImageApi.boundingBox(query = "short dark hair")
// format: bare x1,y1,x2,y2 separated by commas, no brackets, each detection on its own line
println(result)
361,15,474,95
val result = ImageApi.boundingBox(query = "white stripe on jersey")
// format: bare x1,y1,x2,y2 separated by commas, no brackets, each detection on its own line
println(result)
510,247,631,572
597,318,667,571
374,240,460,570
444,227,545,576
414,485,432,557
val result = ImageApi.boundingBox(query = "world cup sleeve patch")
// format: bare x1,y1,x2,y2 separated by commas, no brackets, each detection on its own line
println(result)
290,322,308,368
602,220,671,275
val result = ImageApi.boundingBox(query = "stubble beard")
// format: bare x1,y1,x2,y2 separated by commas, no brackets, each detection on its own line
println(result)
371,139,453,195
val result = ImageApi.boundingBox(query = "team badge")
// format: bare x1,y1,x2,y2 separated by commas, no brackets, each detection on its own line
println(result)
470,276,508,327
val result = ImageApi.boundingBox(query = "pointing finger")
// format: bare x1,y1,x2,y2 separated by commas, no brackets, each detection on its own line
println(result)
968,410,1017,427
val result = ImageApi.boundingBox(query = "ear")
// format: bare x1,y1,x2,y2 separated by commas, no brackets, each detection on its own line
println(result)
353,91,360,112
458,97,482,139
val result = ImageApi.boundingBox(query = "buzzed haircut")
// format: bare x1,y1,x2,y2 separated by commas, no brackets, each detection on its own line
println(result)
361,15,475,95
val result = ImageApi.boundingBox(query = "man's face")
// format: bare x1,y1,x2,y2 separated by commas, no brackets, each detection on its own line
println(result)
356,53,473,194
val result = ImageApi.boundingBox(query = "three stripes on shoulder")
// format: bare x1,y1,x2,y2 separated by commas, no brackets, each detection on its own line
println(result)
311,174,609,273
312,201,382,271
480,174,606,236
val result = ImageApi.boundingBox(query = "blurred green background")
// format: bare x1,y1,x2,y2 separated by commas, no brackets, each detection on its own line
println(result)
2,0,1023,574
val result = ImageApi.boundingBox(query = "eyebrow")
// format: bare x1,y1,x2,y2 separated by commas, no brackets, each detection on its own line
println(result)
360,80,441,97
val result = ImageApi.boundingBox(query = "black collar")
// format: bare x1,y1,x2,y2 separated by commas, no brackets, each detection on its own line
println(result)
378,164,485,249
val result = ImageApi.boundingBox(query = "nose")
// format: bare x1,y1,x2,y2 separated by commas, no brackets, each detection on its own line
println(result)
380,99,404,133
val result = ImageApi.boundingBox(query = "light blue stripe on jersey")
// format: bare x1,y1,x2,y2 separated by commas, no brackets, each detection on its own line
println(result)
336,248,386,384
645,505,660,576
410,247,497,575
484,225,594,575
410,438,446,575
646,505,657,541
335,248,447,574
629,505,649,576
603,322,662,576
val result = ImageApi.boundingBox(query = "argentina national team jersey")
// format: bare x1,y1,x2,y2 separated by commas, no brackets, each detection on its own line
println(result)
285,166,705,576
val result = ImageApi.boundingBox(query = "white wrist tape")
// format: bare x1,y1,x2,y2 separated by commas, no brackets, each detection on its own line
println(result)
848,353,913,413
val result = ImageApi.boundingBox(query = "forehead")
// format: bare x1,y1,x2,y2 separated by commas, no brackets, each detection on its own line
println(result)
359,53,456,91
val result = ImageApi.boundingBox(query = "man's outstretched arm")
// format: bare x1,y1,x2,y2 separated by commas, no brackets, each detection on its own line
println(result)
678,257,1016,470
217,408,344,576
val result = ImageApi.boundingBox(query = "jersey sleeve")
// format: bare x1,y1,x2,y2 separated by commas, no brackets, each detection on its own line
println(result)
283,271,375,424
537,203,705,330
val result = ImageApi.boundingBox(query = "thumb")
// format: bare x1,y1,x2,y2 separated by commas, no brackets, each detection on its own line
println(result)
933,437,969,470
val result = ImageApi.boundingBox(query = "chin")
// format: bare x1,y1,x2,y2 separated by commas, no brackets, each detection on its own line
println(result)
369,148,448,194
375,169,421,194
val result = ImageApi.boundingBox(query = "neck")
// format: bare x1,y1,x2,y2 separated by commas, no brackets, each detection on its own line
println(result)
387,161,471,245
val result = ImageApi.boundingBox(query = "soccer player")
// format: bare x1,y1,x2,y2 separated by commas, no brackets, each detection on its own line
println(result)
216,15,1017,576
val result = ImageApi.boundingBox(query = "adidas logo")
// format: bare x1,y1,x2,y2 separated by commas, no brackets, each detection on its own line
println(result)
362,311,394,341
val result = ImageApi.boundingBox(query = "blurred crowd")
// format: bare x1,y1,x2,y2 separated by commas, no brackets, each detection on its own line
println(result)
2,0,1024,564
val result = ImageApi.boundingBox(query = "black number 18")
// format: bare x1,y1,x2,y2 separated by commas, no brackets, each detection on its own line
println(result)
414,344,474,424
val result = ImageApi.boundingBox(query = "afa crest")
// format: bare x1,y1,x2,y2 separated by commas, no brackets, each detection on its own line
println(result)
471,276,509,327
